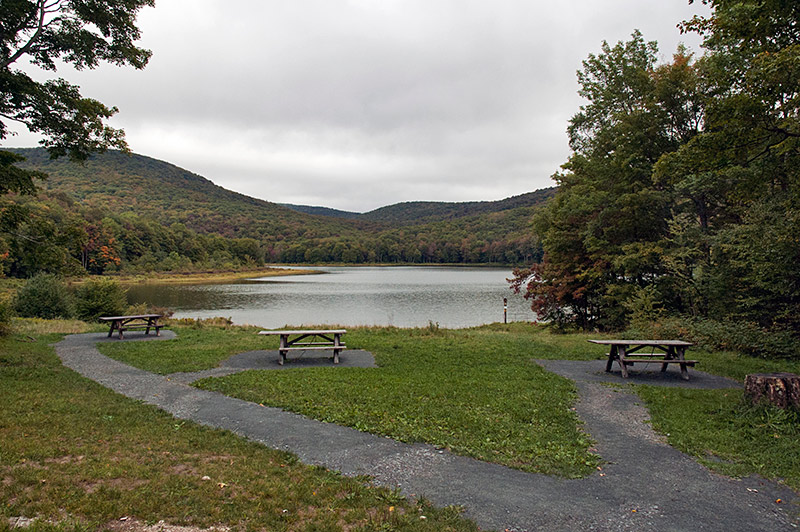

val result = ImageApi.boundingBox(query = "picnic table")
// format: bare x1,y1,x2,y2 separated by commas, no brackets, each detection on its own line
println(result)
100,314,163,339
258,329,347,365
588,339,696,380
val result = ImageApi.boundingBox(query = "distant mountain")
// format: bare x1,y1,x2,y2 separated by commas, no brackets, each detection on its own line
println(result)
357,190,556,225
281,189,556,225
280,204,360,219
9,147,552,265
12,148,368,240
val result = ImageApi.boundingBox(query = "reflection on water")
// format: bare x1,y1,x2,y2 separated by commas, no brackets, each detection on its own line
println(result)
126,266,534,328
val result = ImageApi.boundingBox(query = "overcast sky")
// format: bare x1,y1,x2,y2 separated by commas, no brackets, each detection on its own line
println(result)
8,0,711,212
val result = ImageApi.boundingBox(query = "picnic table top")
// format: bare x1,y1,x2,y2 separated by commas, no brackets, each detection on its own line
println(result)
588,339,693,346
258,329,347,335
100,314,163,321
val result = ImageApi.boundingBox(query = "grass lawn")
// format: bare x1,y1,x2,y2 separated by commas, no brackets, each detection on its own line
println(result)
637,386,800,490
97,322,268,374
101,322,607,478
96,320,800,491
0,322,479,532
632,349,800,490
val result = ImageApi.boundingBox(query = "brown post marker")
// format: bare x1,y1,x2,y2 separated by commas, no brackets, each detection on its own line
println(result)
503,298,508,324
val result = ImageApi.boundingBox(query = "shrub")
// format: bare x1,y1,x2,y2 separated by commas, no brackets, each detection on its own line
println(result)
0,296,13,336
74,279,128,321
13,273,75,319
626,316,800,360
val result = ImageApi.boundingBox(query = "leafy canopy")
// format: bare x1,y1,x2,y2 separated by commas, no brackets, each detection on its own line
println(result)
0,0,153,194
513,1,800,345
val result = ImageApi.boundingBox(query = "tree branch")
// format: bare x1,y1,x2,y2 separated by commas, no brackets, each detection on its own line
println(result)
1,0,47,69
1,0,66,70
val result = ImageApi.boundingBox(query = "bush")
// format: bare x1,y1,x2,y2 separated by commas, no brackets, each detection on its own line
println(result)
0,296,13,336
626,316,800,360
13,273,75,319
74,279,128,321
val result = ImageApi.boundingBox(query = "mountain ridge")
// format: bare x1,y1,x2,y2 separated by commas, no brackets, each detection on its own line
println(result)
7,147,551,265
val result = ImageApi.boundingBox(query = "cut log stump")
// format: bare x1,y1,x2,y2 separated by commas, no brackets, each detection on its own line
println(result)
744,373,800,409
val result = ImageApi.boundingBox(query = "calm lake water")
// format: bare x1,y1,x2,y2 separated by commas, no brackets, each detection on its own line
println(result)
126,266,534,329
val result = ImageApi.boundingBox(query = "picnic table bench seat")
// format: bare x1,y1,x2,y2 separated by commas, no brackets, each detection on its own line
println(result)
259,329,346,365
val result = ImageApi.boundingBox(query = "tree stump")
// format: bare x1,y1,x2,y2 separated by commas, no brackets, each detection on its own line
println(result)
744,373,800,409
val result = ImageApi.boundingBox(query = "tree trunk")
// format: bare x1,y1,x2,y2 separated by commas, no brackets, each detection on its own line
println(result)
744,373,800,409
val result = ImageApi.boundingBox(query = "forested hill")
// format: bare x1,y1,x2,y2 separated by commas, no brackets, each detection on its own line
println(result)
3,148,550,274
356,190,556,225
279,204,360,219
13,148,368,239
282,190,556,224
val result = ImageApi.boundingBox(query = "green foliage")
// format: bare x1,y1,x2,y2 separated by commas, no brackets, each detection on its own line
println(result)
0,150,46,195
0,0,153,159
515,3,800,351
73,279,128,321
0,148,549,277
626,316,800,360
0,295,12,336
13,273,74,319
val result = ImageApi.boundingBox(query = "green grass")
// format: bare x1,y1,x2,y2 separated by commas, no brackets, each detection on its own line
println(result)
0,328,479,531
97,323,268,374
637,386,800,490
94,319,800,491
687,349,800,383
633,347,800,491
101,322,607,477
192,323,605,478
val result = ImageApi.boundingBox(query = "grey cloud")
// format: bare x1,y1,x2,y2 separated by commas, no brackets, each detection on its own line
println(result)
6,0,710,211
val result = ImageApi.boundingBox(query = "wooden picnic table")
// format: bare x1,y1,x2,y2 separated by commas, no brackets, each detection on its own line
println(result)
100,314,163,340
588,339,696,380
258,329,346,365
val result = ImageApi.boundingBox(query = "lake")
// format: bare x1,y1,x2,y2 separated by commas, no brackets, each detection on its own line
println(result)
126,266,535,329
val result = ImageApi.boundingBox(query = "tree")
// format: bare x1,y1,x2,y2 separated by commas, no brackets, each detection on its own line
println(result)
512,33,705,330
0,0,154,194
515,1,800,340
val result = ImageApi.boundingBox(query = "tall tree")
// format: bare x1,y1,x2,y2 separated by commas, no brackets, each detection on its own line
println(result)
512,33,704,330
0,0,154,194
660,0,800,327
516,1,800,336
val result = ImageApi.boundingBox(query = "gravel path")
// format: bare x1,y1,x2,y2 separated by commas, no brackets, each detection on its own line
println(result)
55,332,799,531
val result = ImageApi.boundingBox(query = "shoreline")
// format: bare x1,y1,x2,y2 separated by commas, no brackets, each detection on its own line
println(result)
75,267,322,286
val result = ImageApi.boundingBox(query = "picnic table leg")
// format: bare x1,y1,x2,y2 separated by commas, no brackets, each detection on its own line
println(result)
107,322,115,338
661,346,673,373
145,318,151,336
605,345,617,372
617,345,630,378
676,346,690,380
333,333,342,364
278,335,287,365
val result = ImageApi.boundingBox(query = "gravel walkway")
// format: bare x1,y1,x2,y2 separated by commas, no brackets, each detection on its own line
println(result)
55,332,799,531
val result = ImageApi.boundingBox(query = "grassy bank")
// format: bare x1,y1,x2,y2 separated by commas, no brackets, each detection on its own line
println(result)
81,267,320,286
0,321,478,532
